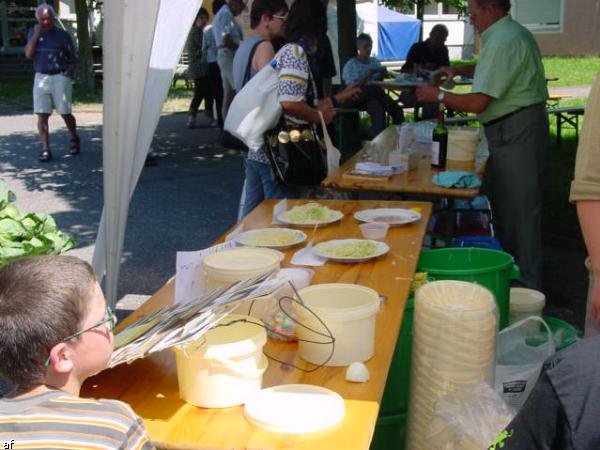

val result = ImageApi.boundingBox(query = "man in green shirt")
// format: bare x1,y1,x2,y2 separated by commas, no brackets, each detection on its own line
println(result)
416,0,548,290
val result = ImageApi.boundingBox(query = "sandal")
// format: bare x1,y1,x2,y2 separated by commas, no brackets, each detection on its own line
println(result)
69,136,81,155
39,148,52,162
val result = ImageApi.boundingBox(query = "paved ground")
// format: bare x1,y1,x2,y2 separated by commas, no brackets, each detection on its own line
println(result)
0,102,590,332
0,108,245,301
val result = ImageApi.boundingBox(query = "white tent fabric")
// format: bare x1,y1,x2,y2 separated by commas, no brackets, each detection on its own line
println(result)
93,0,201,305
356,0,379,57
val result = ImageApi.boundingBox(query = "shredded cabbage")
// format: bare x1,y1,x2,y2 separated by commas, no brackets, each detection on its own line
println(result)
283,203,339,223
318,240,380,258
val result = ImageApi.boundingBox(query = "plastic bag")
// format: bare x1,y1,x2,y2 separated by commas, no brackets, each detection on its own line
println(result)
426,381,515,450
494,316,555,410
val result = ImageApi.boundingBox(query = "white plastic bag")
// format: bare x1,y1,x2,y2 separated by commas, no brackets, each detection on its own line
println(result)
224,59,281,151
494,316,555,410
426,381,515,450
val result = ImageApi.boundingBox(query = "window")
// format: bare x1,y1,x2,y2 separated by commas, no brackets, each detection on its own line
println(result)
420,2,460,17
511,0,563,32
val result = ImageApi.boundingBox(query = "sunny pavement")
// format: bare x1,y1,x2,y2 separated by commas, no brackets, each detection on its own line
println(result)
0,107,244,302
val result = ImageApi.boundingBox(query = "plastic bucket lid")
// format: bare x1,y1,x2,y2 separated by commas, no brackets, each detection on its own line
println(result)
244,384,345,434
203,248,283,284
510,287,546,313
296,283,380,321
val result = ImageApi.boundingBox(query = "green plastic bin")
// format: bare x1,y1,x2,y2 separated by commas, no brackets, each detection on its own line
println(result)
371,298,414,450
417,248,520,329
371,413,407,450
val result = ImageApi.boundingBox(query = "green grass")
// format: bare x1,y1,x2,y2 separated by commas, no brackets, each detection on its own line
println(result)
543,57,600,87
0,78,195,112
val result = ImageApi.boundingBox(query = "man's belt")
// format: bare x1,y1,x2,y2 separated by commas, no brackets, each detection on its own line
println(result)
482,103,544,127
39,70,62,75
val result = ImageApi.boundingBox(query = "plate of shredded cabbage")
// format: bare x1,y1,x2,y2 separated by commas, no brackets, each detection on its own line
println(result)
313,239,390,263
234,228,307,249
277,202,344,227
354,208,421,226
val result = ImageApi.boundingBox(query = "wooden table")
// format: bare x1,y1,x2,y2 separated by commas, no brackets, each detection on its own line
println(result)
322,152,482,200
82,199,432,450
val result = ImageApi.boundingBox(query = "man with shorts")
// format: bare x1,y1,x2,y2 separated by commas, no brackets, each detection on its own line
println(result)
25,4,80,162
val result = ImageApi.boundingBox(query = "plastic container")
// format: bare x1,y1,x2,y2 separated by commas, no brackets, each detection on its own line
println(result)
359,222,389,240
417,248,520,329
509,287,546,332
294,283,380,366
203,247,283,289
173,314,267,408
543,316,579,351
234,268,315,321
447,127,480,169
371,412,408,450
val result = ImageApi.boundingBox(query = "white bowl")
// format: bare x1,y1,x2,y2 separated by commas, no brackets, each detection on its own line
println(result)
359,222,389,240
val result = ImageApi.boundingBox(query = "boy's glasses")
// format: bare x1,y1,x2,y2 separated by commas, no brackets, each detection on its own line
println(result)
272,14,287,21
43,306,117,367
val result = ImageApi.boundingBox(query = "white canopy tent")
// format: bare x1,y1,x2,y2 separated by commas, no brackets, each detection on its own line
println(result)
92,0,201,305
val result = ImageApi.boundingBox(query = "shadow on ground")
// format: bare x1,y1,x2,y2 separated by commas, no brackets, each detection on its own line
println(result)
0,111,244,299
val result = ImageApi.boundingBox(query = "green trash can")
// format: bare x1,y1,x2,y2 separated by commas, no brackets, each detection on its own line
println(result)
417,248,520,329
371,298,414,450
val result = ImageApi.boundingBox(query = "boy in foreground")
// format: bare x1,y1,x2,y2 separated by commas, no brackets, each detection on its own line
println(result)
0,255,154,449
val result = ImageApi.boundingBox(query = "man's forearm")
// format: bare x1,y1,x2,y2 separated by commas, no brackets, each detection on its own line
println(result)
24,32,41,59
442,91,492,115
222,34,238,51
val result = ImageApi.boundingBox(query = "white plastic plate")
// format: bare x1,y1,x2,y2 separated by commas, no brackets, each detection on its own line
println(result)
354,208,421,226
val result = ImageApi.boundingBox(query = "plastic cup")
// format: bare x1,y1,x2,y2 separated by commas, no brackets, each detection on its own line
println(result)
359,222,389,240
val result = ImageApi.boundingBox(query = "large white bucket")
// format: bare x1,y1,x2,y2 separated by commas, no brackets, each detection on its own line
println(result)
173,314,267,408
203,247,283,289
509,287,546,333
447,127,480,170
294,283,380,367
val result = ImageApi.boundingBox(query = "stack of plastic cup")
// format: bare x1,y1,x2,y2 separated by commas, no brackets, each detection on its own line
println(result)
407,280,498,450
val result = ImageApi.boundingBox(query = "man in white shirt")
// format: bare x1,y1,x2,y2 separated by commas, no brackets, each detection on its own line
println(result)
212,0,246,120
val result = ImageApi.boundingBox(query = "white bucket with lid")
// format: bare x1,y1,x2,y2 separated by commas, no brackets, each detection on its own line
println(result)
173,314,267,408
294,283,380,367
203,247,283,289
447,127,480,169
509,287,546,332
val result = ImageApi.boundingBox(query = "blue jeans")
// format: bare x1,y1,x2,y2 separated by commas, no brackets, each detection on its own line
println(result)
242,157,296,216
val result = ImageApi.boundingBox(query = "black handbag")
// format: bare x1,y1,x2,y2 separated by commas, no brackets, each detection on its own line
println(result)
265,121,327,186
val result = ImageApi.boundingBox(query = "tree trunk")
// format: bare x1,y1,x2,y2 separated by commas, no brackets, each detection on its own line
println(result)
337,0,357,79
416,0,425,41
74,0,94,94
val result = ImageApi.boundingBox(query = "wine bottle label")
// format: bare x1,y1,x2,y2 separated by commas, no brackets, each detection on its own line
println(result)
431,141,440,165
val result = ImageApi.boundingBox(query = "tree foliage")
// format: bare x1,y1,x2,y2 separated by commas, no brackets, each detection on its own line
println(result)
381,0,468,19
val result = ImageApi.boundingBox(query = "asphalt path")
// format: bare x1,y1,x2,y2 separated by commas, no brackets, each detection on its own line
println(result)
0,108,244,301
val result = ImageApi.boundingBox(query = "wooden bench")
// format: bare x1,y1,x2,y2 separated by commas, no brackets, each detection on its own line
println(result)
547,105,585,144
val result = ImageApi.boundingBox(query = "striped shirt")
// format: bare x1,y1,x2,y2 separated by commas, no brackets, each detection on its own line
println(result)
0,390,154,450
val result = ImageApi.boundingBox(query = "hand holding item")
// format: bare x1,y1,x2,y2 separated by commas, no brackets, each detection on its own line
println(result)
591,277,600,324
318,102,336,124
416,85,441,103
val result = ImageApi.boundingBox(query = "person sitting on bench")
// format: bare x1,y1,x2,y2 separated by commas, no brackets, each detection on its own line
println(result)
342,33,404,137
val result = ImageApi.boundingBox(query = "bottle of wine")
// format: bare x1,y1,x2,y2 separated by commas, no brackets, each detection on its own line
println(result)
431,105,448,169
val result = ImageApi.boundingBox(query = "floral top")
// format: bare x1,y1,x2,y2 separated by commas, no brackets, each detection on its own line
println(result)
248,43,317,164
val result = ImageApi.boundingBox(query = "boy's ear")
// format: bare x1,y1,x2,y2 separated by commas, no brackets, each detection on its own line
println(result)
47,343,74,374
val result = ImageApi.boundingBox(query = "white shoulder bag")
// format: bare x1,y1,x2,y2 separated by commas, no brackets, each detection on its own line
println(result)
224,59,282,151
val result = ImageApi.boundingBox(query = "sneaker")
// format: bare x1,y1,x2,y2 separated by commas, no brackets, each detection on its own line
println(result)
186,118,197,129
209,119,219,128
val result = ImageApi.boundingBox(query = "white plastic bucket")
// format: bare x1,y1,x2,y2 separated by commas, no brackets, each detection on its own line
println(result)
203,247,283,289
294,283,380,367
447,127,480,169
173,314,267,408
509,287,546,332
